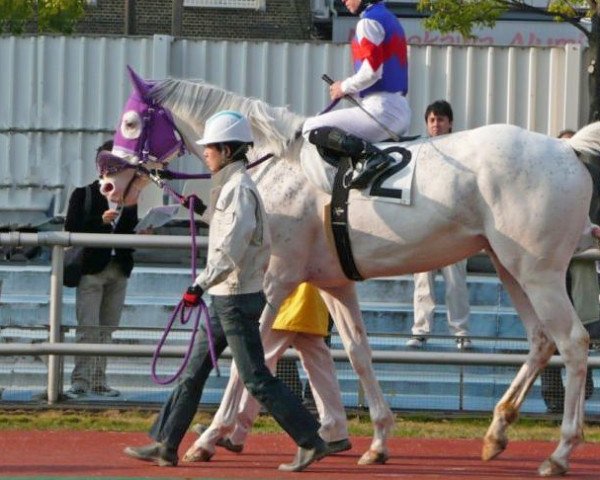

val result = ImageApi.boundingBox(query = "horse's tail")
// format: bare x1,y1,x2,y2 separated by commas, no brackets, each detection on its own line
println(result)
567,121,600,156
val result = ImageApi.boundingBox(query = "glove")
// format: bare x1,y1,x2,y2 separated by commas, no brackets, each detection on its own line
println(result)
183,284,203,307
181,194,207,216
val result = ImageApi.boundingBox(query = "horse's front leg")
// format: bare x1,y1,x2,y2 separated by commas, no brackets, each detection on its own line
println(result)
320,284,394,465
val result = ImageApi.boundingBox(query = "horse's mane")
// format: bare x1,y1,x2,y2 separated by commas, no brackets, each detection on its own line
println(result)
150,78,306,157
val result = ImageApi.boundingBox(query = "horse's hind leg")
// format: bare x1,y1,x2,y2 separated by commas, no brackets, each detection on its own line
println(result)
483,253,557,463
489,248,588,476
320,284,394,465
518,275,588,476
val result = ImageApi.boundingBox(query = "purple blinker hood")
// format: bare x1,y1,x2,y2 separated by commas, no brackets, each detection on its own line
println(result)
108,66,184,170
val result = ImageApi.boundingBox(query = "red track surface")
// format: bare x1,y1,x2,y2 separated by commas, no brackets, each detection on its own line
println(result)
1,431,600,479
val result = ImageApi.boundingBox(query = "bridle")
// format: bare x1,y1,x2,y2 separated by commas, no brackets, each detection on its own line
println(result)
138,100,186,165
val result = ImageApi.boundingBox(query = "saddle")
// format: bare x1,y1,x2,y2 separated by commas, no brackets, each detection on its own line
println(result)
317,142,413,189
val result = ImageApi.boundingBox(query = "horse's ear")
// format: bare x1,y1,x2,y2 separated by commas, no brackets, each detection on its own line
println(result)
127,65,152,98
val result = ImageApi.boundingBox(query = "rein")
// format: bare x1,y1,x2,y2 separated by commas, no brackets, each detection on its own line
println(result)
151,151,274,182
150,195,220,384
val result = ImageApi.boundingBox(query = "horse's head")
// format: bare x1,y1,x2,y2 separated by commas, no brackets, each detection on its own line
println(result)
101,68,311,203
99,66,186,202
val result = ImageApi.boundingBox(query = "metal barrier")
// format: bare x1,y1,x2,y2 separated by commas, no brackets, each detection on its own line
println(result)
1,231,599,406
0,231,202,404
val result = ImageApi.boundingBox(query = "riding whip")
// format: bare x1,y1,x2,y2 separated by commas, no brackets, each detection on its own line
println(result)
321,74,400,142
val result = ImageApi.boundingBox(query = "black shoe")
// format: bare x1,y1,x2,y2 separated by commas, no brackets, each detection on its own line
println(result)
405,336,427,348
350,153,392,189
456,337,473,350
65,385,89,400
308,127,366,157
65,386,88,398
123,442,178,467
328,438,352,454
278,438,329,472
91,385,120,397
216,437,244,453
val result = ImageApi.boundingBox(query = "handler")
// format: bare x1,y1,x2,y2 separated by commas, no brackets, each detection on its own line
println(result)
181,110,329,472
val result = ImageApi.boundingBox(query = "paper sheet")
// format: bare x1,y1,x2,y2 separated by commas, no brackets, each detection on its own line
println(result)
134,204,180,232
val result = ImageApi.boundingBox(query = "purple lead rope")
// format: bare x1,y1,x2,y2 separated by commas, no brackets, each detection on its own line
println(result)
150,196,219,384
130,152,275,384
188,196,220,377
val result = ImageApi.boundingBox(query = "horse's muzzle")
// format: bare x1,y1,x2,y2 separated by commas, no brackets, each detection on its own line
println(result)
99,179,115,195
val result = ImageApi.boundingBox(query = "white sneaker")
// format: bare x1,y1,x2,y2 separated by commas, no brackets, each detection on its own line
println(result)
456,337,472,350
406,336,426,348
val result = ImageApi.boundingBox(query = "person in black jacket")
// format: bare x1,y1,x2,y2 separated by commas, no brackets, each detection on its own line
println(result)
64,140,138,397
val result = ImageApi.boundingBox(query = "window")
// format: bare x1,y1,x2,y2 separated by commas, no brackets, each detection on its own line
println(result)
183,0,266,10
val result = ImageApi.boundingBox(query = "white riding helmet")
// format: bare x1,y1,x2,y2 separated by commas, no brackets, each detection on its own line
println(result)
196,110,253,146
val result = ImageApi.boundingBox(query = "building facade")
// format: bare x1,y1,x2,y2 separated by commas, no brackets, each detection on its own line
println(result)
76,0,315,40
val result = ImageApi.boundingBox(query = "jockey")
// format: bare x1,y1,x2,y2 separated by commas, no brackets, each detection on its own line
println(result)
303,0,411,189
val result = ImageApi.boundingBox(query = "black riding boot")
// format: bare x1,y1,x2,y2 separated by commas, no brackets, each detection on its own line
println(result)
308,127,392,189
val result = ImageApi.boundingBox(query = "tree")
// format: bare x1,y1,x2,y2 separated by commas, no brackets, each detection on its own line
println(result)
0,0,86,35
417,1,600,122
0,1,34,33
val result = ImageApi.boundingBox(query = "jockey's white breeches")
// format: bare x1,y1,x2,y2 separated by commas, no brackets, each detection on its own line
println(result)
302,91,411,142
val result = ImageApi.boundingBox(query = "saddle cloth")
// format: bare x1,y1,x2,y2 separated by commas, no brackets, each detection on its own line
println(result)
300,140,418,206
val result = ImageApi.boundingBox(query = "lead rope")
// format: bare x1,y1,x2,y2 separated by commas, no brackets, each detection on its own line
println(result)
150,196,219,384
107,155,271,384
128,147,274,384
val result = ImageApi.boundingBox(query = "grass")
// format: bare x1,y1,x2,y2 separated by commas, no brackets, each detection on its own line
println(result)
2,408,600,442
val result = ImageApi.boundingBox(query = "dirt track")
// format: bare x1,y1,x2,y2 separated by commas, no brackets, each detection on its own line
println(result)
1,431,600,479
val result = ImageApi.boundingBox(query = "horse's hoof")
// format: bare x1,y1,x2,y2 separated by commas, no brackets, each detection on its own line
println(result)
538,457,568,477
481,435,507,461
357,449,389,465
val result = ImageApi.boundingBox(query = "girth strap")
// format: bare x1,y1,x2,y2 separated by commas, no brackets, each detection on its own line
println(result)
330,156,364,281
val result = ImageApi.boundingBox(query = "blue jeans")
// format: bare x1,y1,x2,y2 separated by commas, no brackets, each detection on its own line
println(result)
150,305,228,451
212,292,321,449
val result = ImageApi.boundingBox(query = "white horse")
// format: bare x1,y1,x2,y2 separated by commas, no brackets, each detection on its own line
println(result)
114,72,600,476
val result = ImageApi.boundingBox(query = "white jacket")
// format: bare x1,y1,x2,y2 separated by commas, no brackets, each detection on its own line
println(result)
194,161,271,296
